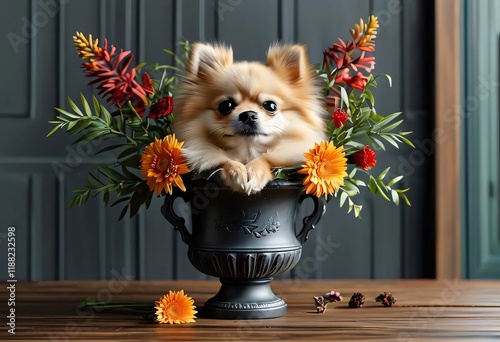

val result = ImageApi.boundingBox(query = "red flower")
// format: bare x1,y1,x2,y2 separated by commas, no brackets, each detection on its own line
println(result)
336,69,368,90
332,108,348,128
74,35,154,115
354,146,377,170
351,52,375,73
149,96,174,119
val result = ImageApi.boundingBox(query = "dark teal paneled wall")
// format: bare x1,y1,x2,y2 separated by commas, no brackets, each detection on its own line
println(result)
463,0,500,278
0,0,434,280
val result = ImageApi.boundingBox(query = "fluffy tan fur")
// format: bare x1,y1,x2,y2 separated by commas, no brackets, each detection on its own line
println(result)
173,43,326,194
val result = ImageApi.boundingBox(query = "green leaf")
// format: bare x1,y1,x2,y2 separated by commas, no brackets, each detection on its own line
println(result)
98,165,124,182
46,124,63,137
129,191,142,218
388,175,403,187
398,192,411,206
381,119,403,133
353,204,362,218
370,136,385,150
92,96,101,117
121,165,142,182
391,189,399,205
66,117,94,135
67,96,84,116
399,135,415,148
371,112,402,131
375,181,390,201
342,179,360,195
135,61,148,69
145,188,154,208
103,190,110,205
364,88,375,106
349,167,357,178
80,93,92,117
377,167,391,181
374,73,392,87
101,105,112,126
87,173,103,187
79,190,90,206
72,129,106,144
119,204,129,221
55,107,81,119
54,115,70,123
121,155,141,168
368,176,378,194
111,197,130,207
355,179,366,187
94,144,127,155
340,86,349,109
339,190,348,207
380,134,400,149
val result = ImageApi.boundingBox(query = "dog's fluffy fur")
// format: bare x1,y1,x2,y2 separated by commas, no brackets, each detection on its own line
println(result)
173,43,326,194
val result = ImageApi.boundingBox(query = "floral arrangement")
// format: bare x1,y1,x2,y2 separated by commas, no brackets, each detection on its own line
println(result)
48,15,412,219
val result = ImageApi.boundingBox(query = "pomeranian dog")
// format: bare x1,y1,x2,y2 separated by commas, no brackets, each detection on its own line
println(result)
173,43,326,194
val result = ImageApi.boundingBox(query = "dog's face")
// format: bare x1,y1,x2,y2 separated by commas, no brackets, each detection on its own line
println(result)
195,62,295,149
174,43,325,169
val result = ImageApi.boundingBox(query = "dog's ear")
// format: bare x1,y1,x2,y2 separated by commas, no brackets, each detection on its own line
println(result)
267,44,310,82
186,43,233,77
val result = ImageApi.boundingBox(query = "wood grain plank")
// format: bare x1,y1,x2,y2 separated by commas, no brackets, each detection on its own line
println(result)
1,280,500,341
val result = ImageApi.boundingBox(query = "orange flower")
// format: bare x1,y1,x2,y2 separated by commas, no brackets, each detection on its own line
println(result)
298,141,348,198
350,15,379,52
155,290,197,324
140,135,189,195
73,32,103,60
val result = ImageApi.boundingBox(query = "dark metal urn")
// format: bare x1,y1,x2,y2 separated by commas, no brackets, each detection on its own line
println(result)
161,178,326,319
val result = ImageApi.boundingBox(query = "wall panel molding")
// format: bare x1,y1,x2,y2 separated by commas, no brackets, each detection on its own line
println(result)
0,0,31,117
435,0,461,279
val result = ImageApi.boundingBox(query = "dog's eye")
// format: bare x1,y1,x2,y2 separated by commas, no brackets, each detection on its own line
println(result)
218,99,237,115
262,101,277,114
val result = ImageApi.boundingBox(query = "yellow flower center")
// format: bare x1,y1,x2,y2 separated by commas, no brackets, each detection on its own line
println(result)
151,155,179,179
318,160,336,178
157,157,171,173
166,304,180,320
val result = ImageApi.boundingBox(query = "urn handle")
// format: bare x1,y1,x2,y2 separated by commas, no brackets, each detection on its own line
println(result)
296,194,326,244
161,192,192,245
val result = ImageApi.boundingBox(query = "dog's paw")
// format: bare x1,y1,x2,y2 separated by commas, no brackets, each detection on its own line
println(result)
221,160,248,193
245,159,274,195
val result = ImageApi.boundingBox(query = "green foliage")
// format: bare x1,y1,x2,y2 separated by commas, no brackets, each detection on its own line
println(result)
317,71,414,217
48,94,157,218
48,41,191,219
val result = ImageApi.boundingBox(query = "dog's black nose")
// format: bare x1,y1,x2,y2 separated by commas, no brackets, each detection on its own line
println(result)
239,111,258,124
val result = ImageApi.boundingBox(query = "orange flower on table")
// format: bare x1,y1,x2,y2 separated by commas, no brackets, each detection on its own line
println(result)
140,135,189,195
155,290,197,324
298,141,348,198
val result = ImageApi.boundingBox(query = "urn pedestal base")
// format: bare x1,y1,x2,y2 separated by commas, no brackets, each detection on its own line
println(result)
202,278,286,319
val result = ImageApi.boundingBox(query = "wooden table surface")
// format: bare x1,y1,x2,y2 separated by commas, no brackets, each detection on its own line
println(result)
1,279,500,341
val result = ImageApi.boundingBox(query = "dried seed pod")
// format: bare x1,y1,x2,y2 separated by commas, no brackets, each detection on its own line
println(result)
348,292,365,308
313,296,327,313
324,290,343,303
375,292,396,307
